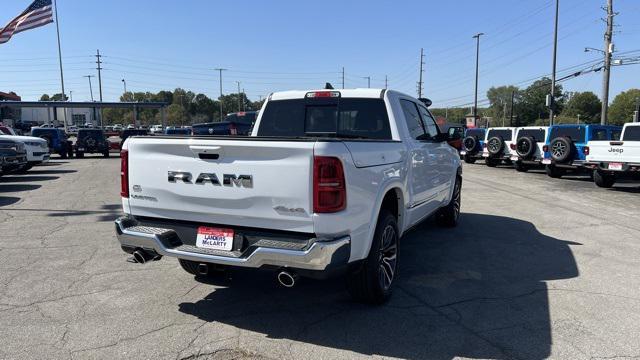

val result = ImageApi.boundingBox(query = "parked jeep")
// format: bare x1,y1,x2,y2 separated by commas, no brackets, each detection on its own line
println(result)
75,129,110,158
0,138,28,175
460,128,486,164
585,122,640,188
542,124,621,178
482,127,518,167
512,126,549,172
31,128,73,158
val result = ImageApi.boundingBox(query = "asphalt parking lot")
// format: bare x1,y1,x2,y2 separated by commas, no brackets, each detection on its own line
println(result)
1,157,639,360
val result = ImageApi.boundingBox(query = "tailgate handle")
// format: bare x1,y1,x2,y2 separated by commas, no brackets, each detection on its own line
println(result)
199,153,219,160
609,141,623,146
189,145,222,160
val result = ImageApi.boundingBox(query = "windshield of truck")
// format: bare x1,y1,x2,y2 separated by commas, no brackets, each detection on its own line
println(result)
257,98,391,139
487,129,512,141
623,126,640,141
225,112,256,125
517,129,545,142
550,127,585,142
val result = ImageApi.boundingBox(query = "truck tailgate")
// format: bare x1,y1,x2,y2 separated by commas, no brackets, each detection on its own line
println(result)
126,137,315,233
588,140,640,163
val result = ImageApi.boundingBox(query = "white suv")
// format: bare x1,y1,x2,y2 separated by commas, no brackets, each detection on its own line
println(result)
482,127,518,167
512,126,549,172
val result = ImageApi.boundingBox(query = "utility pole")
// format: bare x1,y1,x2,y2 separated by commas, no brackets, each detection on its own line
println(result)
385,75,388,89
215,68,227,121
633,97,639,122
53,0,67,132
236,81,242,112
418,48,425,98
242,88,246,111
473,33,484,126
510,90,515,127
549,0,560,125
363,76,371,88
503,101,507,126
83,75,95,101
95,49,103,127
600,0,615,125
341,67,345,89
121,79,127,97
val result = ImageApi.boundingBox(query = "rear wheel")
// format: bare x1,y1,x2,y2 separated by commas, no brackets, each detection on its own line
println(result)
514,162,529,172
463,154,476,164
103,151,110,158
593,170,615,188
545,164,565,178
347,210,398,304
436,176,462,227
76,152,84,158
486,158,499,167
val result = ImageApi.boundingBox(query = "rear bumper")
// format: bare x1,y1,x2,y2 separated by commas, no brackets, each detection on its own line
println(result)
584,161,640,173
114,216,351,271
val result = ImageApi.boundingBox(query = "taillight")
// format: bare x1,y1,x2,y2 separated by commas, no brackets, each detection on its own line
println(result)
543,145,549,152
120,150,129,198
313,156,346,213
229,123,237,135
510,143,516,150
584,146,590,155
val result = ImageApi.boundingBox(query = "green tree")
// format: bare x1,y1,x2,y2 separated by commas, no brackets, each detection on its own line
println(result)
166,103,189,126
519,77,564,125
486,85,520,124
563,91,601,123
609,89,640,125
191,93,217,121
39,93,68,101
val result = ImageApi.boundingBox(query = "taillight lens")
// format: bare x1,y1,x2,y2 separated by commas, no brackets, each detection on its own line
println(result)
584,146,590,155
229,123,237,135
120,150,129,198
543,145,549,152
510,143,516,150
313,156,346,213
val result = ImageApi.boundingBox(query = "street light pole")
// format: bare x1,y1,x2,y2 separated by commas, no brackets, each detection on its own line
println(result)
473,32,484,127
121,79,127,97
549,0,560,125
215,68,227,121
363,76,371,88
83,75,95,101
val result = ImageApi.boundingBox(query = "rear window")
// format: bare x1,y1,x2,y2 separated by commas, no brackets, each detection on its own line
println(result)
623,126,640,141
517,129,546,142
78,130,104,138
465,129,485,138
487,129,512,141
257,98,391,139
225,112,256,125
549,127,585,142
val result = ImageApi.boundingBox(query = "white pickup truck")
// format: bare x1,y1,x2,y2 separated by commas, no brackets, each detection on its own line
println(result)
586,122,640,188
115,89,462,303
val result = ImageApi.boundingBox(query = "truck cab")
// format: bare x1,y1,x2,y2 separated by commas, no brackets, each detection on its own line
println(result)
542,124,621,178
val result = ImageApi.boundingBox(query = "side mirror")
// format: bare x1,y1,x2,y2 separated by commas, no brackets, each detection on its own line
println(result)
418,98,432,107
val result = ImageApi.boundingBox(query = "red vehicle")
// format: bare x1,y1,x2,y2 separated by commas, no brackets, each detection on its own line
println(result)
439,123,465,150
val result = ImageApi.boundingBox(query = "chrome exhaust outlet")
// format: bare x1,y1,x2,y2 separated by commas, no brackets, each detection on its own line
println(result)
132,249,159,264
197,263,209,276
277,270,298,288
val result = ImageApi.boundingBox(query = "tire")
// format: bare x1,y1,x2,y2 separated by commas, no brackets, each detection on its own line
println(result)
593,170,615,188
514,162,529,172
486,158,499,167
516,136,535,158
487,136,504,156
60,150,68,159
545,164,565,178
463,154,476,164
549,137,573,163
462,136,478,153
103,151,110,158
347,210,398,304
76,152,84,158
436,176,462,227
14,164,34,174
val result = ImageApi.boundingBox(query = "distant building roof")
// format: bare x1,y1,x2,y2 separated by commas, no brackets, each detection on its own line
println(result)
0,92,21,101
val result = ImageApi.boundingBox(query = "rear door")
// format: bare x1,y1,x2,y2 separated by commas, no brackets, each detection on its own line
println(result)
126,138,316,233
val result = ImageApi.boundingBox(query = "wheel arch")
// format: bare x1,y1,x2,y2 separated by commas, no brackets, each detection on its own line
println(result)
358,184,406,261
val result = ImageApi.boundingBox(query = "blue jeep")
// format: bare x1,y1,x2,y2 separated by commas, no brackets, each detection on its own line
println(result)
31,128,74,158
542,124,621,178
460,128,487,164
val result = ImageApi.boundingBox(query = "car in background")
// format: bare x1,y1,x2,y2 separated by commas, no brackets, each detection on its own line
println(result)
482,127,518,167
119,129,148,149
31,128,73,158
585,122,640,188
0,125,17,135
460,128,487,164
542,124,621,178
84,122,94,128
192,111,257,136
0,138,28,175
149,124,163,134
113,124,124,132
165,127,191,135
0,132,49,172
439,123,465,151
512,126,549,172
67,125,79,135
75,129,110,158
126,124,136,130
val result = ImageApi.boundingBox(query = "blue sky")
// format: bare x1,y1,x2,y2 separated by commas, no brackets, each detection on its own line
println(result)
1,0,638,108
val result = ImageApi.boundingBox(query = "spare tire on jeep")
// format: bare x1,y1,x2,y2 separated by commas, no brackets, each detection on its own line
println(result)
549,137,574,163
516,136,536,158
486,136,504,156
463,136,478,153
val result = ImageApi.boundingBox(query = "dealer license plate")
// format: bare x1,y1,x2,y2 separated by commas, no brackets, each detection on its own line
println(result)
482,152,489,158
608,162,623,171
460,150,467,155
196,226,234,251
510,156,519,161
542,159,552,165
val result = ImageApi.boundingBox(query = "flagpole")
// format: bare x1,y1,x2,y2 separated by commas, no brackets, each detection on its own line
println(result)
53,0,67,132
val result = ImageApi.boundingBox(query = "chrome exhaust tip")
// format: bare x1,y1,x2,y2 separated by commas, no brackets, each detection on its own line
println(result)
277,270,298,288
132,250,148,264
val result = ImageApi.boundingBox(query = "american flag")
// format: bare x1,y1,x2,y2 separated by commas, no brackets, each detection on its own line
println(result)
0,0,54,45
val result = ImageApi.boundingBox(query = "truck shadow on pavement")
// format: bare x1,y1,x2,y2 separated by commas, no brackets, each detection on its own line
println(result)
46,204,122,222
179,213,580,360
